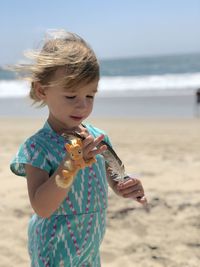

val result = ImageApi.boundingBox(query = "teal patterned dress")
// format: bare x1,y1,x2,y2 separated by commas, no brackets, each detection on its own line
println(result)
10,122,110,267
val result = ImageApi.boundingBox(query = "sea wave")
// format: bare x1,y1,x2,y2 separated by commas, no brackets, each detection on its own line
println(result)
99,73,200,91
1,72,200,98
0,80,29,97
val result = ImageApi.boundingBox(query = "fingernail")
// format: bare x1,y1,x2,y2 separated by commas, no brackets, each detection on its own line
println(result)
118,183,123,189
140,196,148,204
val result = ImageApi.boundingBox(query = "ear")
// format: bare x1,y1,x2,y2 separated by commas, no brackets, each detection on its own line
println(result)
65,143,72,152
33,82,47,100
77,139,82,147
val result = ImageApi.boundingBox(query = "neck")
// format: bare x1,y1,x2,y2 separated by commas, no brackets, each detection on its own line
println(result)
47,116,84,135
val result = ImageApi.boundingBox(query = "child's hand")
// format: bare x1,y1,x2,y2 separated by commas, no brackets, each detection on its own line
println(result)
82,134,107,160
116,177,147,205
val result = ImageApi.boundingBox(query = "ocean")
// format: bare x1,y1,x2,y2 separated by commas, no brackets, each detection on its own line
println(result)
1,53,200,118
1,53,200,98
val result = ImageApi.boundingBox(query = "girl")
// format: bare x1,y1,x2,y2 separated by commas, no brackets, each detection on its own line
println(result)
10,30,147,267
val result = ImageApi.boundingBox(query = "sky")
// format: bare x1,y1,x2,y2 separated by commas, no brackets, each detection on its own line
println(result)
0,0,200,65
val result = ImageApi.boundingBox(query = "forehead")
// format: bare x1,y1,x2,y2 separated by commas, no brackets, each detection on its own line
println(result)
53,67,99,92
66,80,99,93
53,67,68,80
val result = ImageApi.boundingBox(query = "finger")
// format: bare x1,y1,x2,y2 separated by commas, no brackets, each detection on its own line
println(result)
122,189,144,199
87,144,107,158
82,135,94,147
137,195,147,202
77,129,89,139
89,134,105,150
117,184,142,194
117,177,140,189
83,134,105,153
136,195,150,209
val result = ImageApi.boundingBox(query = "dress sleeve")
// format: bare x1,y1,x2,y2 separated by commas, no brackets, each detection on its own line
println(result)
103,134,113,148
10,138,52,177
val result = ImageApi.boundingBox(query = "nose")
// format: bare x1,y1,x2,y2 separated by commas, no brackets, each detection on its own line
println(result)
75,97,87,109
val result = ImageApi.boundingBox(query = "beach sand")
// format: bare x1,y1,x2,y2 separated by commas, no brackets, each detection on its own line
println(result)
1,117,200,267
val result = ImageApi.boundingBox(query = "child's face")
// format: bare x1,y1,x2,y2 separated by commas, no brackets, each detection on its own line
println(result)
41,68,98,130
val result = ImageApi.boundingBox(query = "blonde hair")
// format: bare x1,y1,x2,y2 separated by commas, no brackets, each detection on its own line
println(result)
15,30,99,105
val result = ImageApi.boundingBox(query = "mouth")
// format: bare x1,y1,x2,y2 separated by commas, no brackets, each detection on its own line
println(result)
70,115,83,121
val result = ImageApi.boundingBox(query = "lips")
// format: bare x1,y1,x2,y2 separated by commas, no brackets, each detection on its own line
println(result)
70,115,83,121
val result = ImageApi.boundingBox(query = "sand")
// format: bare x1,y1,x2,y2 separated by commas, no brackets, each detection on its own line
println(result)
1,117,200,267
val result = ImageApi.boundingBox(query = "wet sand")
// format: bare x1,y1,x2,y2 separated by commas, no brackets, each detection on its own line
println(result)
0,93,197,118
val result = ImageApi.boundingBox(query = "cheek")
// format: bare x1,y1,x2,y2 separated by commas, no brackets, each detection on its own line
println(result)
87,101,94,112
47,97,67,113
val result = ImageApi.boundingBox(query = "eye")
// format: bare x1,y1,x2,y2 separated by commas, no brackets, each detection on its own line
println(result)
65,96,76,99
86,95,94,99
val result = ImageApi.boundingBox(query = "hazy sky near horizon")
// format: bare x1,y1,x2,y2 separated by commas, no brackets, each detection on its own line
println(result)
0,0,200,64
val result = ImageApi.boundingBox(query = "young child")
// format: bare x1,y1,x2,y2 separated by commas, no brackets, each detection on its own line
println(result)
10,30,147,267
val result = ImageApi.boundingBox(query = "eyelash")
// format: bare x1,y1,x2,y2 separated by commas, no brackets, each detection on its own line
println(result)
65,96,94,99
65,96,76,99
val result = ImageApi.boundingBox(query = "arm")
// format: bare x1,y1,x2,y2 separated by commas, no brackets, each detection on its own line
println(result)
25,134,107,219
25,157,72,219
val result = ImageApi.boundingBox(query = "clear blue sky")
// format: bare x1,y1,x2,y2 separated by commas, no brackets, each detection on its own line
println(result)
0,0,200,64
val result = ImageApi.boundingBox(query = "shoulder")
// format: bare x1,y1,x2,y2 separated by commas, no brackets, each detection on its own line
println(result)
10,127,53,177
85,123,112,146
20,128,50,152
85,123,107,137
